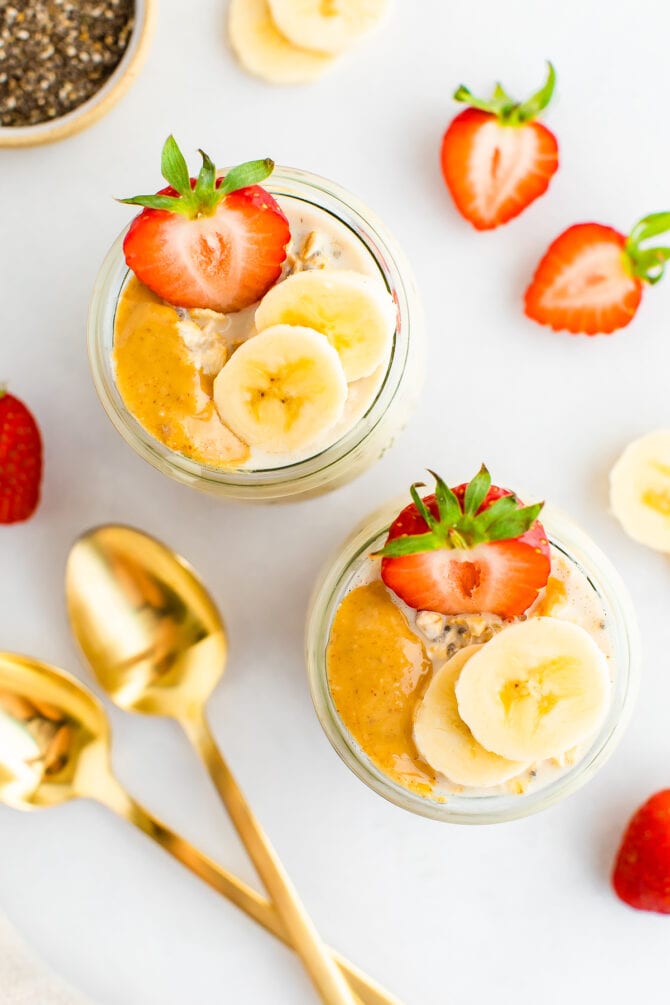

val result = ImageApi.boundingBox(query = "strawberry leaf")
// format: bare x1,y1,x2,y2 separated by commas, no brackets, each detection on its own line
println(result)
410,481,439,532
453,84,513,117
376,469,545,562
628,212,670,245
515,62,556,124
474,493,519,531
119,141,275,220
485,502,544,541
453,63,556,126
463,463,491,516
117,193,192,214
161,135,192,197
219,159,275,195
631,248,670,285
627,212,670,284
492,82,514,106
375,531,443,559
428,469,462,526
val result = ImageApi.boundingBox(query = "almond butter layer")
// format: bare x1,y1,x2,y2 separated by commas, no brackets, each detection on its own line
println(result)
326,580,435,795
113,278,249,468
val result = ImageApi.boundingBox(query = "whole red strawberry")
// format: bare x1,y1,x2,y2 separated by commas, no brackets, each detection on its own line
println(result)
525,213,670,335
612,790,670,914
0,389,43,524
121,135,290,314
440,63,559,230
376,466,550,618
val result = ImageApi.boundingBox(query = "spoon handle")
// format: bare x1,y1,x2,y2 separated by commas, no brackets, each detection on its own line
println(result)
95,778,400,1005
181,713,365,1005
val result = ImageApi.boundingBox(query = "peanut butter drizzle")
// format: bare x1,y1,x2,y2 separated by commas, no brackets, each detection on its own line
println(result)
532,576,567,616
113,278,249,467
326,580,435,795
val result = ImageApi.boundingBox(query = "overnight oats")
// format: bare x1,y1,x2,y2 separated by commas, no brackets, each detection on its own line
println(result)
306,467,640,823
88,137,423,501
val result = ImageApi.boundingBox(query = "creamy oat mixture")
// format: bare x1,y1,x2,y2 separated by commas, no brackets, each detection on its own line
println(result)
113,195,392,470
327,546,613,801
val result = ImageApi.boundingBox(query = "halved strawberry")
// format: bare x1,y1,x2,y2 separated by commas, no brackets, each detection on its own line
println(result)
0,389,43,524
376,467,550,618
121,136,290,313
613,789,670,914
440,63,559,230
525,214,670,335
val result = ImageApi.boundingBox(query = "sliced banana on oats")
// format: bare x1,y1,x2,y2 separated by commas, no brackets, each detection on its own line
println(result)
228,0,335,85
610,430,670,552
255,269,396,381
414,646,529,787
267,0,390,54
213,324,347,453
455,618,610,763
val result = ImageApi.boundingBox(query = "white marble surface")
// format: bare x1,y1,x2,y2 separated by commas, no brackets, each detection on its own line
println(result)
2,1,670,1002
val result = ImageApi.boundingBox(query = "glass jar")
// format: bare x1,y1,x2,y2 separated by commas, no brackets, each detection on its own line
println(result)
305,498,641,824
88,167,424,502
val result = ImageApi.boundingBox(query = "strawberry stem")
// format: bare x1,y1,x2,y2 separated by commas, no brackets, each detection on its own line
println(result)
626,212,670,284
453,62,556,126
195,147,217,196
448,528,469,549
118,135,275,220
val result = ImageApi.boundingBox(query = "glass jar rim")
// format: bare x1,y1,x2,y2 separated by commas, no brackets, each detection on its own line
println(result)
305,497,641,824
87,166,422,499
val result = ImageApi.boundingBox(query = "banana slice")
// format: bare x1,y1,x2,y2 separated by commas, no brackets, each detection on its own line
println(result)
213,324,347,453
414,646,529,787
455,618,610,762
610,430,670,552
255,269,396,381
228,0,335,85
267,0,389,55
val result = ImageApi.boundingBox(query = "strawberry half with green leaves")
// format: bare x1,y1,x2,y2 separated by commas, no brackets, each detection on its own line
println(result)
525,213,670,335
0,389,43,524
376,466,550,618
440,62,559,230
121,136,290,313
612,790,670,914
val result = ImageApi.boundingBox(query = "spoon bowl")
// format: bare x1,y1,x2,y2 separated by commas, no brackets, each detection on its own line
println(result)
0,652,110,810
66,524,365,1005
0,650,395,1005
66,525,225,718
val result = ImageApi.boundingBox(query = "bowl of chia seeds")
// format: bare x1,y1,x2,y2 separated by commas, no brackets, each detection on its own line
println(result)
0,0,155,147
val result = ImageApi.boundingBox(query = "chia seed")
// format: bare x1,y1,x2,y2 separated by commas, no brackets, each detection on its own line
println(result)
0,0,135,127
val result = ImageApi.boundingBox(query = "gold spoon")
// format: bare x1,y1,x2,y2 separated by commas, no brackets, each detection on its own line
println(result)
65,525,365,1005
0,652,398,1005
